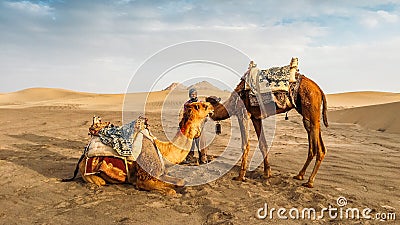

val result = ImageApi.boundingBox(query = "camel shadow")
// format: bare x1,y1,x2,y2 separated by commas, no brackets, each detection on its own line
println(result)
8,133,85,150
1,133,86,179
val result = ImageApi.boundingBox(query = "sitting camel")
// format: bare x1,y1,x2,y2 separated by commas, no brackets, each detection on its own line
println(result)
64,102,213,195
206,59,328,188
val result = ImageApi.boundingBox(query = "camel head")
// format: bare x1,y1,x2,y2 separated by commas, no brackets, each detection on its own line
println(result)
179,102,214,139
206,96,225,121
206,92,244,120
205,96,221,106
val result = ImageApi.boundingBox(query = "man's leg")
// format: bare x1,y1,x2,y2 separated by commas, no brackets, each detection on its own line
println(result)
198,133,208,164
182,140,196,164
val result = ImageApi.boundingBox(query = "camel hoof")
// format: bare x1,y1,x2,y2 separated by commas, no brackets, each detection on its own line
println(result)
175,179,186,187
85,175,106,186
232,176,246,182
262,173,272,179
164,189,177,196
293,175,304,180
264,168,272,179
302,182,314,188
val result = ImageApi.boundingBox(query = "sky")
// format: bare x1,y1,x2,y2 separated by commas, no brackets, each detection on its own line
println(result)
1,0,400,94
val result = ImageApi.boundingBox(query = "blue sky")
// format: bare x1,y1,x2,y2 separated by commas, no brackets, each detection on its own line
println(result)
1,0,400,93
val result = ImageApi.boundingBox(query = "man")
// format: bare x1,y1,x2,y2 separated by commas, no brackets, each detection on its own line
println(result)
182,88,208,164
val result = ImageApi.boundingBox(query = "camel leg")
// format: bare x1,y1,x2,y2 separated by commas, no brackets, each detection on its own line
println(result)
198,132,208,164
160,174,186,187
233,112,250,181
251,116,271,179
294,117,326,188
293,76,328,188
303,129,326,188
135,167,177,196
136,178,177,196
79,158,106,186
293,119,315,181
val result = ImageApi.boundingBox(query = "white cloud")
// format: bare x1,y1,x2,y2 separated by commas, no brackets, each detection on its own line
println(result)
361,17,379,28
4,1,53,15
0,1,399,93
377,10,398,23
299,37,400,93
360,10,399,28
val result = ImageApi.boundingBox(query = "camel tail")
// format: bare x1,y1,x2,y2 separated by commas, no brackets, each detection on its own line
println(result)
321,90,329,127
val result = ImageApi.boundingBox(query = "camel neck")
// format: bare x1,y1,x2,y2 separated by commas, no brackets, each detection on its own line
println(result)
211,103,231,121
172,129,195,149
154,127,195,164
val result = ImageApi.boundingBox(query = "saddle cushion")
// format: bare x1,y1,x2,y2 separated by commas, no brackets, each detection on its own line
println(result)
87,136,140,161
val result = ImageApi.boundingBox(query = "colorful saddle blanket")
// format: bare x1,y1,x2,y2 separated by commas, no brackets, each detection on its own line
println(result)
246,64,302,110
245,64,290,107
259,65,291,93
244,64,290,95
98,120,137,156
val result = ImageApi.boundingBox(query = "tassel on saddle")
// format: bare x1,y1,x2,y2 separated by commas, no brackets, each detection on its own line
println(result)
89,115,111,136
215,122,221,135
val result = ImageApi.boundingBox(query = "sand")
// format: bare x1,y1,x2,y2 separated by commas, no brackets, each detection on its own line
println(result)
326,91,400,109
329,101,400,134
0,88,399,224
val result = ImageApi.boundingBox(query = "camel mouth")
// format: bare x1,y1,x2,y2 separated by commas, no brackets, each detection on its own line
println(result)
208,109,214,117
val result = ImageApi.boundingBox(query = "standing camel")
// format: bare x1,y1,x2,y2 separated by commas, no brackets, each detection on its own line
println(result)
69,102,213,195
206,62,328,188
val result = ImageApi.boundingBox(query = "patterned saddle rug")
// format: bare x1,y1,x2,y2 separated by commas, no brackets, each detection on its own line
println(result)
259,65,291,92
245,64,302,109
98,120,138,156
245,64,291,94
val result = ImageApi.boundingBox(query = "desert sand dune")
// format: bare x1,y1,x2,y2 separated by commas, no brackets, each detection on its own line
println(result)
2,88,399,109
0,88,123,110
5,87,95,100
0,87,229,111
329,101,400,134
326,91,400,109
